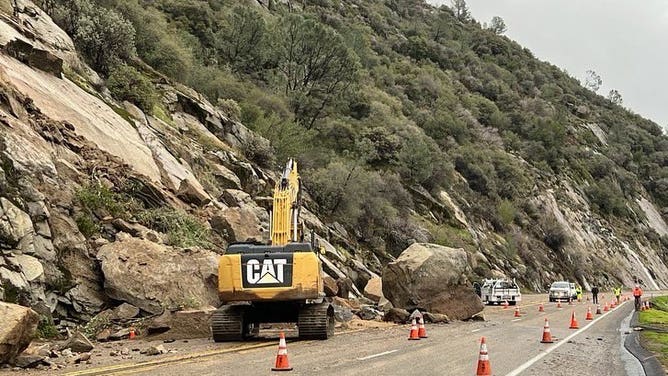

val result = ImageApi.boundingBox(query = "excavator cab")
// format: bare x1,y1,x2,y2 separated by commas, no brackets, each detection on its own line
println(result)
211,160,334,342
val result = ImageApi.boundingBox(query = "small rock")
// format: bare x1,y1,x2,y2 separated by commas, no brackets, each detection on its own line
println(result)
109,328,131,341
74,353,91,364
13,354,47,368
356,306,382,321
96,329,112,342
109,351,119,357
61,349,73,357
163,339,175,343
120,348,130,356
144,345,166,356
383,308,410,323
61,331,94,353
423,312,449,323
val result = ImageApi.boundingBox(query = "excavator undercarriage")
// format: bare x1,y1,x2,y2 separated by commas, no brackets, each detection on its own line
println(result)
211,301,334,342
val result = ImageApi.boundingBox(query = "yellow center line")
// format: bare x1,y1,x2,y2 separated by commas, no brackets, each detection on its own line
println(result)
64,329,367,376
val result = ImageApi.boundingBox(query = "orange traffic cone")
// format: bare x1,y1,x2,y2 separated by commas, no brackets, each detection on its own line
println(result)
540,318,554,343
129,328,136,340
569,311,579,329
568,298,573,306
271,332,293,372
408,318,420,340
538,303,544,312
417,316,428,338
595,304,602,314
603,303,609,312
475,337,492,376
503,300,509,309
585,307,593,321
514,306,521,317
556,301,562,309
611,300,616,308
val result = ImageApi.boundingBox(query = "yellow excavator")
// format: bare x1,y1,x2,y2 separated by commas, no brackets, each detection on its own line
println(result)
211,159,334,341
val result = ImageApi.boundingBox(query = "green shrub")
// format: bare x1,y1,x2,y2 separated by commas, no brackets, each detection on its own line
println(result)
75,182,139,220
107,64,158,112
50,0,136,74
136,207,212,249
75,214,98,237
37,316,59,339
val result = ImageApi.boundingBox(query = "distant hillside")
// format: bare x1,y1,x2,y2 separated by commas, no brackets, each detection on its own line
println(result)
31,0,668,290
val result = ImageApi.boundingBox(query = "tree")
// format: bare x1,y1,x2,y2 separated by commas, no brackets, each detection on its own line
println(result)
487,16,507,35
48,0,136,74
273,15,360,129
584,70,602,93
217,7,268,73
607,89,623,105
107,64,157,112
450,0,471,22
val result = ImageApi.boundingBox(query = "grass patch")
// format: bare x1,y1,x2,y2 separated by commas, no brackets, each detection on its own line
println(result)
638,296,668,369
76,182,140,220
136,207,213,249
640,331,668,368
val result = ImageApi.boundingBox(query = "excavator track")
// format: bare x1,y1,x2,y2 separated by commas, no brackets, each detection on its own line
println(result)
297,303,334,340
211,305,246,342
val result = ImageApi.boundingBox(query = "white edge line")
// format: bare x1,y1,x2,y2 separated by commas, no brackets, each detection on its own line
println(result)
505,301,627,376
357,349,398,361
471,329,481,333
511,318,522,322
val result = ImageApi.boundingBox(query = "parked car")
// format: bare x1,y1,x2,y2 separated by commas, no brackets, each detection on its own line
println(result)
477,279,522,305
548,281,577,302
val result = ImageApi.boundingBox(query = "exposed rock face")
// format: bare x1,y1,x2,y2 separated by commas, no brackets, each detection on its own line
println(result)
382,243,483,320
0,302,39,364
97,238,220,315
0,197,33,247
5,39,63,77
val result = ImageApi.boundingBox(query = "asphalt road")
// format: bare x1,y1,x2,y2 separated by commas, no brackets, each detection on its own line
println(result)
63,293,652,376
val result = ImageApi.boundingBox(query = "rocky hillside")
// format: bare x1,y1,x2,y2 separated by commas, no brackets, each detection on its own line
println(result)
0,0,667,339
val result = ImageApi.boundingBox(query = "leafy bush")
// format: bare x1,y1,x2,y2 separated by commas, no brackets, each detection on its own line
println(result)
76,182,139,220
49,0,136,74
136,207,212,249
107,64,158,111
37,316,59,339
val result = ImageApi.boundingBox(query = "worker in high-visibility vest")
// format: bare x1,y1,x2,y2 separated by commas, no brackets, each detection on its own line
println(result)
575,285,583,302
614,286,622,304
633,285,643,311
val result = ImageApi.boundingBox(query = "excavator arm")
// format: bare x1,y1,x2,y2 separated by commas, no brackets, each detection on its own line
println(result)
270,159,302,246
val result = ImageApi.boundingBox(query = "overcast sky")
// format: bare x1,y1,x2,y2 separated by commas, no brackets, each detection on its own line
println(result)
427,0,668,129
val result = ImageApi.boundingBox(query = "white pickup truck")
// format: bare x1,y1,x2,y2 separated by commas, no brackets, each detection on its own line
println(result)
548,281,577,302
475,279,522,305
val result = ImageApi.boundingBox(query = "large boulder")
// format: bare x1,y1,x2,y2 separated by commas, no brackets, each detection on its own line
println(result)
382,243,483,320
0,302,39,364
363,277,384,303
97,238,219,315
210,206,263,242
176,178,211,206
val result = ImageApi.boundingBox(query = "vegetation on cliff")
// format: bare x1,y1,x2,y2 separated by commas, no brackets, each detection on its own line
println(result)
37,0,668,281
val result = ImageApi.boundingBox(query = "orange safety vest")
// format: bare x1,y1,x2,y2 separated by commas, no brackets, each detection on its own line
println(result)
633,287,642,297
